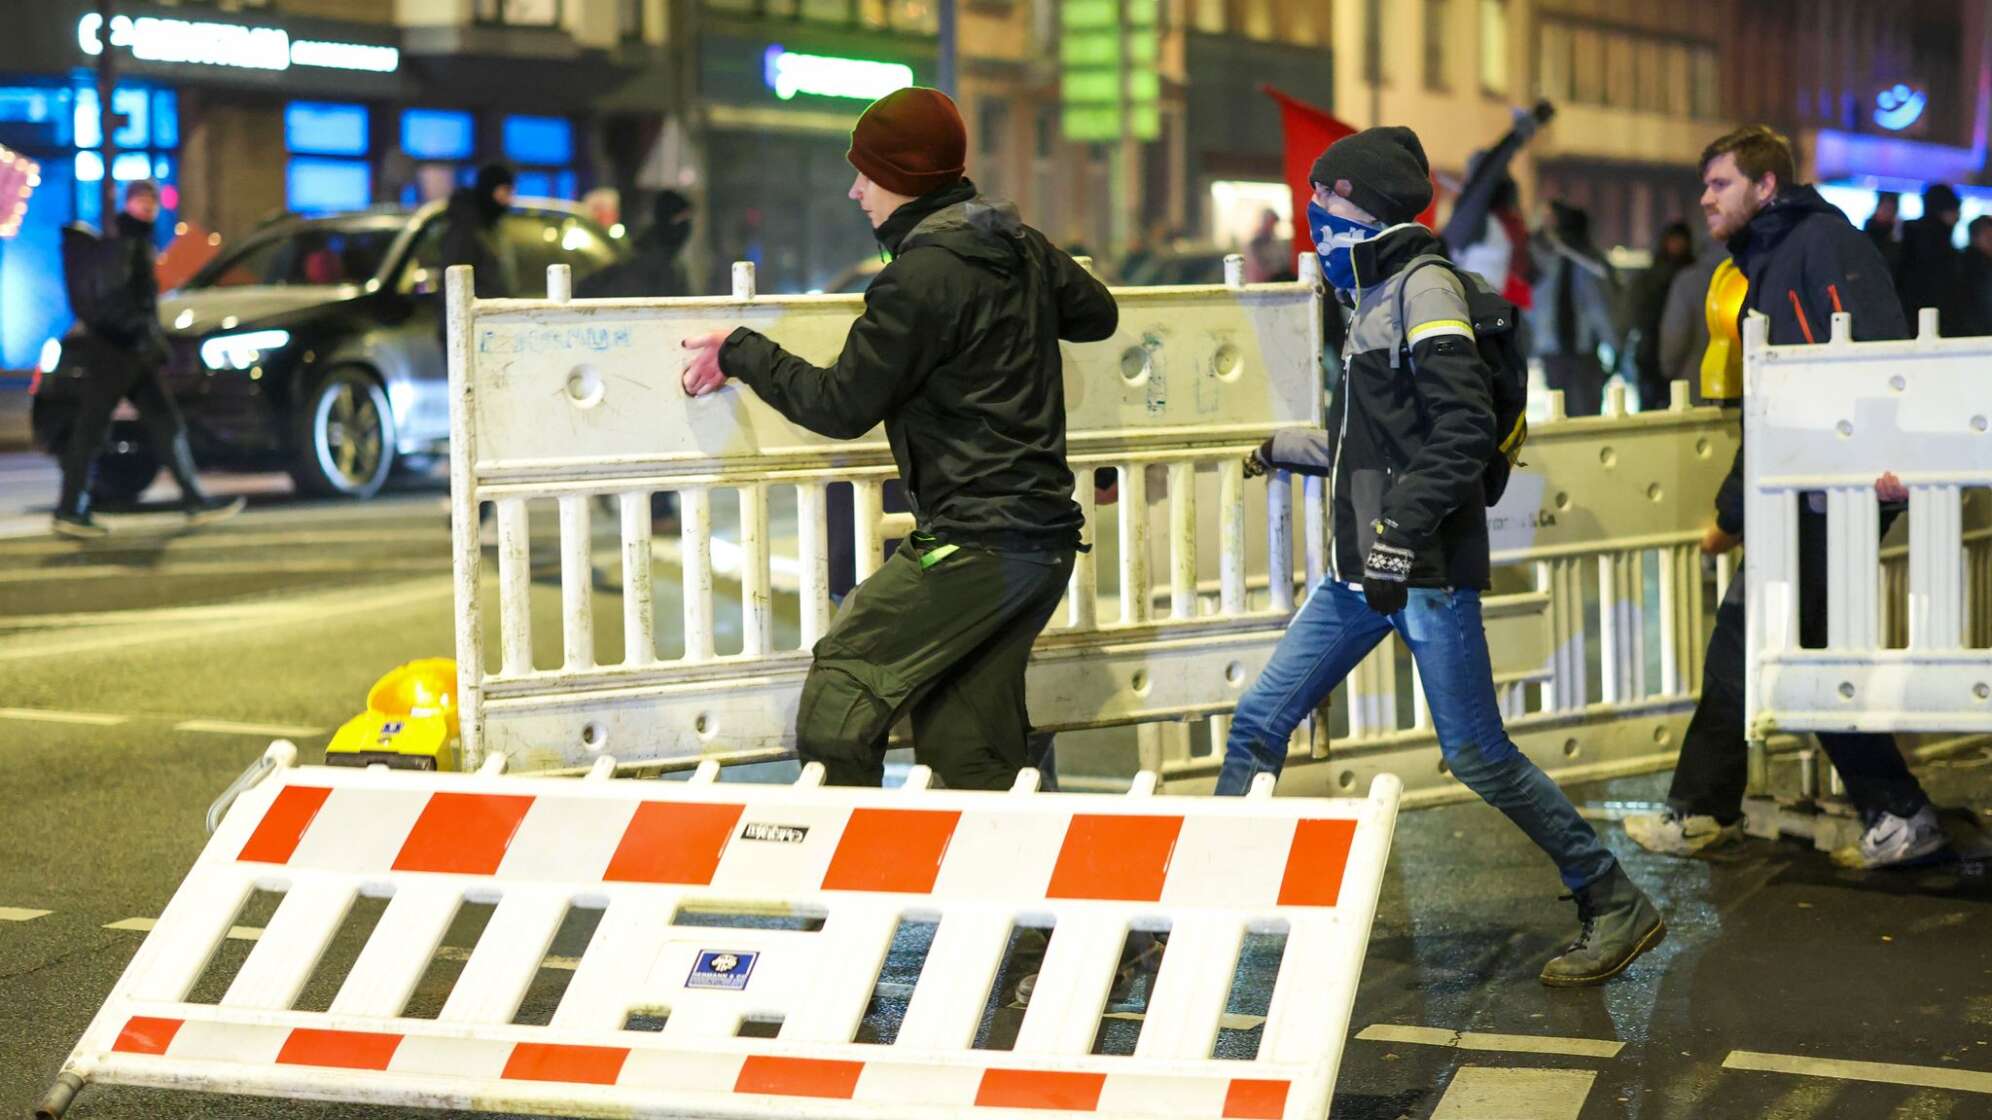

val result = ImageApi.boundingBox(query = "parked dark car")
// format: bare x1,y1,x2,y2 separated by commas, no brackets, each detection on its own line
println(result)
31,198,624,501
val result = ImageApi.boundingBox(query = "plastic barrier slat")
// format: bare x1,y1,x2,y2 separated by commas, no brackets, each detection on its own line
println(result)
783,908,900,1044
438,890,569,1024
896,913,1016,1050
328,885,462,1018
1262,912,1344,1066
1134,916,1246,1061
1012,911,1127,1055
548,895,680,1032
127,877,254,1004
221,883,356,1009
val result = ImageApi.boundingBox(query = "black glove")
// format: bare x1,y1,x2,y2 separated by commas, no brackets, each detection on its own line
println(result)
1243,437,1275,479
1361,525,1414,616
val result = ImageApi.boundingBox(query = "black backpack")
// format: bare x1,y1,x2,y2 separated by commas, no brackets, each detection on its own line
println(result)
60,222,128,333
1394,255,1531,506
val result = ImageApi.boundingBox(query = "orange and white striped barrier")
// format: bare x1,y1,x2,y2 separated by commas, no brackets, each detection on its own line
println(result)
41,742,1400,1119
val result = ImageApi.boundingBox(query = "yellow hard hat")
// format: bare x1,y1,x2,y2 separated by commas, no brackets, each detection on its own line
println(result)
1701,258,1748,401
364,658,459,739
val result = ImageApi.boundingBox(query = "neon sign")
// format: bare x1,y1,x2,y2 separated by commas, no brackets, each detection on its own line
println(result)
78,14,399,74
1874,83,1927,132
762,46,913,102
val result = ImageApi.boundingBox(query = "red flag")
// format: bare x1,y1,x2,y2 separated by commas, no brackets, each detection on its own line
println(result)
1261,86,1439,261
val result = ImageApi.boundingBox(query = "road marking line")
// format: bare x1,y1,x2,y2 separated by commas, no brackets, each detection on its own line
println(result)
0,707,128,726
0,907,52,921
105,917,262,941
1724,1050,1992,1095
1430,1067,1597,1120
0,559,448,582
1356,1023,1625,1059
0,528,445,559
175,719,325,738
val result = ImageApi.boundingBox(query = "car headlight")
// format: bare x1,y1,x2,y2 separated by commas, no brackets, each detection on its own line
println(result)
37,337,61,372
200,329,291,371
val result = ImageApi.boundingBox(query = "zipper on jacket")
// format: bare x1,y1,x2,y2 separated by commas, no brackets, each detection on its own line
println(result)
1326,252,1364,582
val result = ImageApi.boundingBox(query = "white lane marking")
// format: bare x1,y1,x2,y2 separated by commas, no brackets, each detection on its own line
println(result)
175,719,325,738
0,527,444,559
1430,1066,1598,1120
105,917,262,941
0,559,447,582
0,907,52,921
0,707,128,726
1356,1022,1625,1059
0,576,451,663
1724,1050,1992,1095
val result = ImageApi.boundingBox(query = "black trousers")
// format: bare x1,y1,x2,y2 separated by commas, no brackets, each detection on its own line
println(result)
1669,507,1928,823
794,534,1073,790
57,348,201,512
1542,353,1607,417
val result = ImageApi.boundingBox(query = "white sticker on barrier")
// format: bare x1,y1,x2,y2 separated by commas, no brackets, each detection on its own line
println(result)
45,756,1401,1120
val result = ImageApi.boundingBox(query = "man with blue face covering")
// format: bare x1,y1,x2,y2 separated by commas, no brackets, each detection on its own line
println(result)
1222,127,1666,987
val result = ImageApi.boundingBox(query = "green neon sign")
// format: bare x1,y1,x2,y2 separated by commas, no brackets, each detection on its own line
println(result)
763,45,914,102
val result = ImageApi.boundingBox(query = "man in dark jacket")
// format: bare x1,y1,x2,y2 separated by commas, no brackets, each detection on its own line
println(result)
1624,125,1944,869
1531,201,1622,416
1893,183,1964,333
681,87,1117,790
1863,191,1902,274
576,190,693,299
1625,221,1695,411
1222,127,1665,988
52,180,243,538
440,163,518,300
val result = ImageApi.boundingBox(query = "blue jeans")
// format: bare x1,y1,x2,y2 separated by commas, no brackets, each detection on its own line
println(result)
1217,580,1617,891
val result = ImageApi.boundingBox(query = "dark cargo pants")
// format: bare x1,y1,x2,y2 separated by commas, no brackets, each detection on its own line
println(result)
794,534,1074,790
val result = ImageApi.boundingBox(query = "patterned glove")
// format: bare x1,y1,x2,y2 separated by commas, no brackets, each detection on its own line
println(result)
1242,437,1275,479
1361,522,1414,616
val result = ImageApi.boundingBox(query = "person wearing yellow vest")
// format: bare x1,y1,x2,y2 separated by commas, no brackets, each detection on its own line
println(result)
1622,126,1945,869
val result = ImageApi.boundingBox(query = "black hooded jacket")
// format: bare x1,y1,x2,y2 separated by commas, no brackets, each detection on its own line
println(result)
575,221,691,299
719,179,1119,550
84,211,169,366
1713,185,1908,534
440,186,517,299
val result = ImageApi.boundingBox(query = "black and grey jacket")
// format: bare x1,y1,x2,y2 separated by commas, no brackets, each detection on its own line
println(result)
1261,224,1495,589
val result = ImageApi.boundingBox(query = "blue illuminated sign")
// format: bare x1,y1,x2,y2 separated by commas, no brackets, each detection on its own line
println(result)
503,115,572,166
1875,83,1927,132
286,102,369,157
402,109,473,161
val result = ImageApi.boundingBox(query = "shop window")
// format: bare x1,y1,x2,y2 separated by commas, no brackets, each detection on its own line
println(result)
1690,46,1720,118
286,102,369,157
802,0,854,25
1479,0,1508,95
1423,0,1451,92
73,86,151,150
1240,0,1274,41
402,109,474,161
619,0,646,41
504,115,574,166
476,0,561,26
513,169,578,200
1570,27,1604,104
288,158,372,215
1191,0,1224,34
1535,22,1570,103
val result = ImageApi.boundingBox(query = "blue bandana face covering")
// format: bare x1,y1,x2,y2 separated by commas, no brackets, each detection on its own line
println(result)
1309,199,1382,292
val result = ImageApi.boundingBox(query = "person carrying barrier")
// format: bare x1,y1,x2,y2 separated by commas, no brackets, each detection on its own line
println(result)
1622,125,1946,869
680,86,1118,790
1218,126,1666,988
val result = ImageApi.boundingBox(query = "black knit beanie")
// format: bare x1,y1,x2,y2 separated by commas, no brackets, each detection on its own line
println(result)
1309,126,1432,226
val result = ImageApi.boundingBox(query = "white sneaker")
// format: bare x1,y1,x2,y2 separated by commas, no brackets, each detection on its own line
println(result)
1834,806,1947,869
1623,808,1744,857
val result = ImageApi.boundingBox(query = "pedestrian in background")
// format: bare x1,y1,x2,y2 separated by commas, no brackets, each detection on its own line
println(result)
1894,182,1964,333
1531,201,1622,416
1657,242,1724,404
441,163,518,300
1624,220,1696,411
679,86,1116,791
1863,190,1902,274
1227,126,1666,988
1957,214,1992,336
1245,207,1286,282
52,180,244,538
577,190,694,300
1624,125,1945,870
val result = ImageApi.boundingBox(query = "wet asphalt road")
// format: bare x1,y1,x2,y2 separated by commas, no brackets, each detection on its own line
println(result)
2,454,1989,1120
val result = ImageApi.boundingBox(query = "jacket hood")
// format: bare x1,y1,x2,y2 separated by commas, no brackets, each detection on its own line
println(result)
1729,185,1848,272
114,211,155,240
1348,222,1445,292
888,180,1027,274
876,178,977,252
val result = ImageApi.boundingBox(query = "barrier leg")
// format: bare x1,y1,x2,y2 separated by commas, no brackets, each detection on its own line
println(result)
1745,737,1770,797
35,1071,84,1120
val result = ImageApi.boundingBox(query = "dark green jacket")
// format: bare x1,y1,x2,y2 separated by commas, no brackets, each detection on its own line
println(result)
721,180,1118,550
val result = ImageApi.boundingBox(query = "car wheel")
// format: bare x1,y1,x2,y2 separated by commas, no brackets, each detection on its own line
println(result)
291,367,395,499
89,435,161,508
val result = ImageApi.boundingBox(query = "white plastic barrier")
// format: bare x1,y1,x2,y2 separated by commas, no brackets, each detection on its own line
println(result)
41,741,1402,1120
446,258,1326,774
1743,309,1992,739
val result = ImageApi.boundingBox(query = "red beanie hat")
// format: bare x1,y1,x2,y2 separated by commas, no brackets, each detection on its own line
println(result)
847,87,966,197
